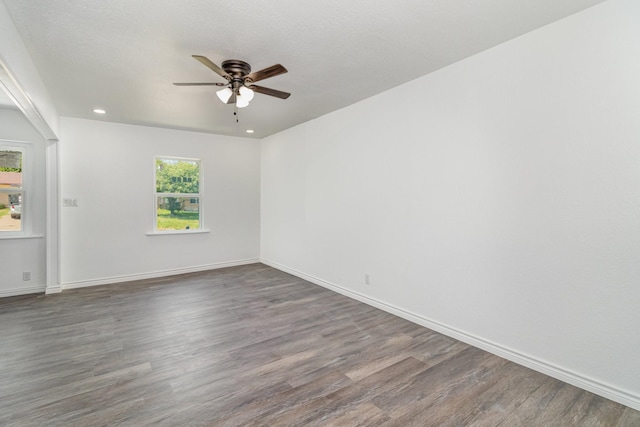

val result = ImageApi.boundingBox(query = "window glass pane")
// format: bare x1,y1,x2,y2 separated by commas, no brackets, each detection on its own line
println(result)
155,158,199,194
156,196,200,231
0,150,23,232
0,152,23,190
0,191,22,232
0,150,22,175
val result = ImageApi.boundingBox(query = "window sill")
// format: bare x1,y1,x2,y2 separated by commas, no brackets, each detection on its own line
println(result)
146,229,210,236
0,234,44,240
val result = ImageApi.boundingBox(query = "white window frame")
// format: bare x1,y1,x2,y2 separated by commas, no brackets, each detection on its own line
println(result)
0,140,32,238
152,155,206,235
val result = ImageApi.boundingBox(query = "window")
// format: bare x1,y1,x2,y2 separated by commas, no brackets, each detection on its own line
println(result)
155,156,201,232
0,147,24,234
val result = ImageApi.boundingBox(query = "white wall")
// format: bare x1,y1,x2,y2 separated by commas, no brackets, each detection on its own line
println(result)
0,107,47,296
261,0,640,409
60,117,260,286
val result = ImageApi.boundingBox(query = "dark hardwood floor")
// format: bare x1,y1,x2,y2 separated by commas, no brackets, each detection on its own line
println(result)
1,263,638,426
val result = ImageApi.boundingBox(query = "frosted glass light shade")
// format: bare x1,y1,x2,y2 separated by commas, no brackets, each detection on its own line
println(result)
239,86,254,102
236,95,250,108
216,87,233,103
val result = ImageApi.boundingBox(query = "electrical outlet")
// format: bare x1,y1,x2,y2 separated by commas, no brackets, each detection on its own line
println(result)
22,272,31,281
364,274,370,285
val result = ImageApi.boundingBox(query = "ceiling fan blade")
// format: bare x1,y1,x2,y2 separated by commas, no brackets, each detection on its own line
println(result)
245,64,288,83
173,82,227,86
192,55,231,81
249,85,291,99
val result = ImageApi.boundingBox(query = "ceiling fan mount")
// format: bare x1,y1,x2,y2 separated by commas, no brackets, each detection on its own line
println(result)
173,55,291,109
220,60,252,79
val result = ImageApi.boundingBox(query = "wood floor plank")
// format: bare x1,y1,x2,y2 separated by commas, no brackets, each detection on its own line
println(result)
0,263,638,425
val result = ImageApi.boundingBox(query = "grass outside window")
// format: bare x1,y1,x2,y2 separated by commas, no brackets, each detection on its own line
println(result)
156,208,199,231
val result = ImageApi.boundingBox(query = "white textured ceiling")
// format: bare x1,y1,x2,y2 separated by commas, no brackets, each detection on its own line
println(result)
3,0,606,138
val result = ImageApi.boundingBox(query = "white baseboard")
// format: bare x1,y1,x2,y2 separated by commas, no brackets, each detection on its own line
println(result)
45,285,62,294
61,258,260,290
261,258,640,412
0,285,46,298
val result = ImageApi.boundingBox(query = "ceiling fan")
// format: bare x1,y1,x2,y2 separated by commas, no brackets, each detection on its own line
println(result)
174,55,290,109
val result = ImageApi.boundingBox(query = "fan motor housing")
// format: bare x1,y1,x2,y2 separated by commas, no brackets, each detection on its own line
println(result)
222,60,251,78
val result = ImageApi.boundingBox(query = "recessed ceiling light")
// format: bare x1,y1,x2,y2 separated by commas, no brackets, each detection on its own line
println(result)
93,108,106,114
246,129,254,134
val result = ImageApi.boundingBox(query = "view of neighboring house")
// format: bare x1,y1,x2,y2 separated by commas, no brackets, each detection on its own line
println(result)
0,171,22,231
0,171,21,206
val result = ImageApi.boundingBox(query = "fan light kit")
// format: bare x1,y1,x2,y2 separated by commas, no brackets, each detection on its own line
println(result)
174,55,290,121
216,85,254,107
